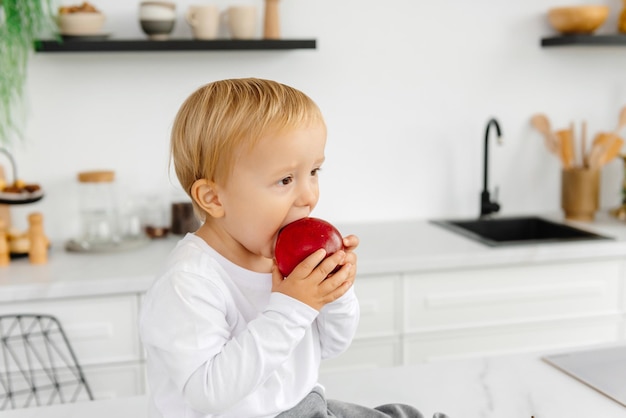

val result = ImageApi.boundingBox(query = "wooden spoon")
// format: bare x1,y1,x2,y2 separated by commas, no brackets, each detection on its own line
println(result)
530,114,559,154
616,106,626,134
599,134,624,166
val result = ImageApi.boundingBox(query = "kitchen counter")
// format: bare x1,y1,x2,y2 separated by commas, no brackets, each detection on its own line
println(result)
2,345,624,418
2,212,626,302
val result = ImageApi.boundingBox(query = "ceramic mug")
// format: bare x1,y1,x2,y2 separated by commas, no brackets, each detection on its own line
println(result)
226,5,257,39
186,5,220,40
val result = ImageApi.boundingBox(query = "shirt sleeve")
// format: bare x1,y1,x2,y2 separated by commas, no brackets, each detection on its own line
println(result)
315,285,360,360
140,268,319,414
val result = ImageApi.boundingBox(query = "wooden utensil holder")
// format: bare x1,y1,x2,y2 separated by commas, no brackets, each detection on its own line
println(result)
561,168,600,221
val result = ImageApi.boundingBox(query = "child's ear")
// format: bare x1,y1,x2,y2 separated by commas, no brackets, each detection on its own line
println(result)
191,179,224,218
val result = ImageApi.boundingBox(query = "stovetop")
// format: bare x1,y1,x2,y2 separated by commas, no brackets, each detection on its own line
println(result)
543,345,626,407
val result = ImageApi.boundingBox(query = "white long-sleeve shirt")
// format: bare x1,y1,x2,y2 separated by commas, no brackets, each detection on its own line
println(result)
139,233,360,418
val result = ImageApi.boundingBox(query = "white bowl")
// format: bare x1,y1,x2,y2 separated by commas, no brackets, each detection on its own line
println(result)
57,12,105,35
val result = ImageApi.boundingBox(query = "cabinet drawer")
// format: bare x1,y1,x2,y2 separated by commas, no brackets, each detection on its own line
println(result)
354,274,400,338
404,315,622,364
0,294,141,366
319,337,400,373
404,260,622,332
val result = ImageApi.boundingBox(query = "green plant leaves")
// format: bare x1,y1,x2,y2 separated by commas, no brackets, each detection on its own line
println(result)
0,0,57,145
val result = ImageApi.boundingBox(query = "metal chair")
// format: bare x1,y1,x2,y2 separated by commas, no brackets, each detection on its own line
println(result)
0,314,93,410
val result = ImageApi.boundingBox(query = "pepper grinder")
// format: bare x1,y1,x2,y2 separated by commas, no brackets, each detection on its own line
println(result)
263,0,280,39
28,212,47,264
0,218,9,266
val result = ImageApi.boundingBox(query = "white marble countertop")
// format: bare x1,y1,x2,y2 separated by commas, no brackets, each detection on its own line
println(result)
2,345,623,417
2,212,626,302
320,344,626,418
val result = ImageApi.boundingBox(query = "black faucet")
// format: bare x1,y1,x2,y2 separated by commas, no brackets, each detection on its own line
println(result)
480,118,503,217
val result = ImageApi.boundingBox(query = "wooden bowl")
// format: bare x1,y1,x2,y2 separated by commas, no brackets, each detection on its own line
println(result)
548,5,609,35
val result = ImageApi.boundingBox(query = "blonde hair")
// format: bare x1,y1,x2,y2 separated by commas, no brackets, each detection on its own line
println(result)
170,78,325,212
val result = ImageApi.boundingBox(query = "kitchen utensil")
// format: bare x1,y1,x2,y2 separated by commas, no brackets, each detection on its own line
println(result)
548,5,610,35
581,120,587,167
615,105,626,134
556,129,575,168
530,114,559,154
561,167,600,221
599,134,624,166
589,132,624,168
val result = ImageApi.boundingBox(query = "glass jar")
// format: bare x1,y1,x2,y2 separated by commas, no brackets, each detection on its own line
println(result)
76,170,119,245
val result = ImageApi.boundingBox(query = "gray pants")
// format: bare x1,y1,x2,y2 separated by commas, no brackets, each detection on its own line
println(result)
276,387,425,418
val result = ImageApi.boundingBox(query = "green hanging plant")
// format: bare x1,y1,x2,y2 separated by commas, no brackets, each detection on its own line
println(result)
0,0,57,146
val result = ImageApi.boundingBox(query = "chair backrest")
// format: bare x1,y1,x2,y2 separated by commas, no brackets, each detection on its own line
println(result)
0,314,94,410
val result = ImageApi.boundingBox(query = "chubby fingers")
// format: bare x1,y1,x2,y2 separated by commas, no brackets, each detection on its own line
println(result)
342,234,360,251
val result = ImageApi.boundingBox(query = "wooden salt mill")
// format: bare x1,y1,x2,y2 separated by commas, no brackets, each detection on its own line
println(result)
0,218,10,266
263,0,280,39
28,212,47,264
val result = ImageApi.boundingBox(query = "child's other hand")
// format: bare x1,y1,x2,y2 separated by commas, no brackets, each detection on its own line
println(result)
271,247,354,311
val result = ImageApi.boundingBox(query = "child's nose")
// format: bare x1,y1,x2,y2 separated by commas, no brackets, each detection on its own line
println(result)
295,181,318,207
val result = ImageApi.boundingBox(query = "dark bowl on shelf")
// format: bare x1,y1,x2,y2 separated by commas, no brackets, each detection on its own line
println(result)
140,19,175,40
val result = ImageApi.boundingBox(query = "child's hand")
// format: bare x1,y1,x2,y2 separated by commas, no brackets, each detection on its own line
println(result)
340,233,359,286
271,246,355,311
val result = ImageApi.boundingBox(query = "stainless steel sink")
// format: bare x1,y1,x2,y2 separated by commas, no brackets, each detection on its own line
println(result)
431,216,611,247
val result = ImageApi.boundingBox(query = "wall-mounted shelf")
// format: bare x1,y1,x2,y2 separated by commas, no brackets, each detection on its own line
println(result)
541,34,626,47
34,38,317,53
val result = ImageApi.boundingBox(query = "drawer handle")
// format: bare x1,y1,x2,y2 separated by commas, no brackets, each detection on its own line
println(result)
425,281,606,308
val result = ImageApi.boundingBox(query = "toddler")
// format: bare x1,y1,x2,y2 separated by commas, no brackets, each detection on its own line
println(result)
139,78,424,418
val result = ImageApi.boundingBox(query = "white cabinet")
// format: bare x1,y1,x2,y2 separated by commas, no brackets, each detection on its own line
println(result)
0,294,145,399
324,257,626,370
321,274,401,372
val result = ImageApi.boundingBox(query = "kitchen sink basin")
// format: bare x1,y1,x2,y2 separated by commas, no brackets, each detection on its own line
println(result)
431,216,611,247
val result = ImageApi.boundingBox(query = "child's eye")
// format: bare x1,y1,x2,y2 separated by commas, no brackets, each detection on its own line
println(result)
278,176,293,186
311,167,322,176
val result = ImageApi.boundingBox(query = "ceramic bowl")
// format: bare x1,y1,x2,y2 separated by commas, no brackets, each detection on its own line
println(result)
139,2,176,40
57,12,105,35
140,19,176,40
548,5,609,35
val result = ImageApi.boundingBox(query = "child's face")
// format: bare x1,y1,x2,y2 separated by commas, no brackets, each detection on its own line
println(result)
217,121,327,263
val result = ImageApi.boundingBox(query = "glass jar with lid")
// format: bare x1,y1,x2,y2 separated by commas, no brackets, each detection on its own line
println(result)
76,170,119,246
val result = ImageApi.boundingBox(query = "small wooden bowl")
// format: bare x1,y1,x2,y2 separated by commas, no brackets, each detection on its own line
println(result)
548,5,609,35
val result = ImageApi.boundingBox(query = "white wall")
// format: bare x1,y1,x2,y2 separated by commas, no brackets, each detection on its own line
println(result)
7,0,626,242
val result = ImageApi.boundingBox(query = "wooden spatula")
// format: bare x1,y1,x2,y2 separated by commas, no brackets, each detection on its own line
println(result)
556,129,575,169
530,114,559,154
615,106,626,134
599,133,624,166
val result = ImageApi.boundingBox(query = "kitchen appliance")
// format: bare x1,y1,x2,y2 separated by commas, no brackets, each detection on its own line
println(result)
543,345,626,406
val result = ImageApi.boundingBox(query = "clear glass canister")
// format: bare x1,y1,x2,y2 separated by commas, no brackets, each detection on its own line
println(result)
77,170,119,245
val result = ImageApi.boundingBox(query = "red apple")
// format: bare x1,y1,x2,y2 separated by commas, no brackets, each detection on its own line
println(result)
275,217,344,277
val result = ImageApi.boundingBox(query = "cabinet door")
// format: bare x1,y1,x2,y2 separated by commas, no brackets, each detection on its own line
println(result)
404,259,622,332
404,315,622,363
0,294,141,366
84,362,146,399
353,274,400,339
